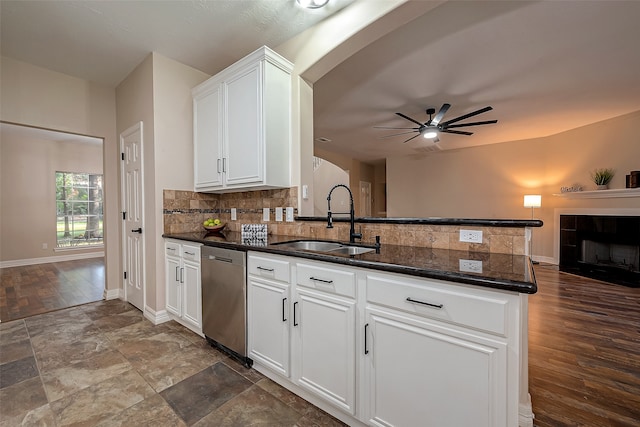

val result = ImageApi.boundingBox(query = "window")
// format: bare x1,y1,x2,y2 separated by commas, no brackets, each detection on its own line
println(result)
56,172,103,248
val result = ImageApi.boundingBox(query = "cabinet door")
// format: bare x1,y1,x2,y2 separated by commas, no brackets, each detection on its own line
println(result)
365,308,508,427
182,260,201,330
294,289,356,415
247,277,290,377
165,256,181,317
194,85,223,190
224,63,263,187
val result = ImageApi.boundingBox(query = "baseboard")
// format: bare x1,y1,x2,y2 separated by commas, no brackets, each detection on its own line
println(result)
144,306,171,325
519,395,535,427
533,255,555,265
0,251,104,268
103,288,122,300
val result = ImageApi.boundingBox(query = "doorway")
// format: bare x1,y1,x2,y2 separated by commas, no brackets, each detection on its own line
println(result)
0,121,106,318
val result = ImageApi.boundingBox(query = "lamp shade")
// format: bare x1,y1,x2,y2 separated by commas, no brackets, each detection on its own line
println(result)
523,194,542,208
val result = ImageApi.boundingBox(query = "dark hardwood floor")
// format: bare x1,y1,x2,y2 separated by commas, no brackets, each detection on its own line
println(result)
0,258,104,322
1,258,638,425
529,265,640,427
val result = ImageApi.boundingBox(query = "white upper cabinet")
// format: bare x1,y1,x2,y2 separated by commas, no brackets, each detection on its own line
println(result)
193,46,293,193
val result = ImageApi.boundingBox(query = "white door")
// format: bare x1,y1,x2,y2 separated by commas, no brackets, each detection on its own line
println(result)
182,260,202,329
359,181,371,217
247,278,291,377
120,122,145,311
294,289,356,414
225,64,262,186
364,308,508,427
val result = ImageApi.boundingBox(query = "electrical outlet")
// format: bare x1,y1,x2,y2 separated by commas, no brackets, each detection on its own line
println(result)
302,185,309,200
460,229,483,243
286,207,294,222
459,259,483,273
275,207,283,222
42,243,48,250
231,208,237,221
263,207,270,222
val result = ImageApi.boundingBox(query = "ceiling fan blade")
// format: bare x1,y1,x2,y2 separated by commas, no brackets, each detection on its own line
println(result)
441,129,474,136
443,120,498,129
373,126,420,130
430,103,450,126
396,112,425,127
403,134,422,143
440,106,493,127
378,130,419,139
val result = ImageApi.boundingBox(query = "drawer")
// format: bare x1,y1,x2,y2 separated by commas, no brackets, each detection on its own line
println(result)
248,254,291,283
297,262,356,299
165,241,181,257
366,273,509,336
182,244,201,262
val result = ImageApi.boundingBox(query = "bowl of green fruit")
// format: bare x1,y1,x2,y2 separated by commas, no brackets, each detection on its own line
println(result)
203,218,225,232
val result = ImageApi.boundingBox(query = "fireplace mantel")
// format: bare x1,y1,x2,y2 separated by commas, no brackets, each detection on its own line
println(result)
553,188,640,199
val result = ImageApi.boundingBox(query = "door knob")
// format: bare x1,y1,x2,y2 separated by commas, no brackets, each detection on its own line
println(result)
131,228,142,234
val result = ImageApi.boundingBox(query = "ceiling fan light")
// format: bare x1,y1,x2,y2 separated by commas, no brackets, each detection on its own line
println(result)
296,0,329,9
423,130,438,139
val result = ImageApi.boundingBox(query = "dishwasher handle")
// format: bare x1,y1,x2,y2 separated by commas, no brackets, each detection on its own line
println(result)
208,255,234,263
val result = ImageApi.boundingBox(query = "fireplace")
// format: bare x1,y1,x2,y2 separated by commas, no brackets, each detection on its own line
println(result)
560,215,640,287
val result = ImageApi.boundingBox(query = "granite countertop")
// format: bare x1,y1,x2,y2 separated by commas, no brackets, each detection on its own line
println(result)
164,231,537,294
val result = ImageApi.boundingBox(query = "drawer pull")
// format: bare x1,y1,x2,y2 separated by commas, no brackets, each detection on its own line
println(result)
310,276,333,284
406,297,443,309
184,251,195,256
257,266,274,272
167,247,176,252
364,323,369,355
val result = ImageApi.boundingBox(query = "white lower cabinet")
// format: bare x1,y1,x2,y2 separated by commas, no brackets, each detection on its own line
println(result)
247,252,525,427
364,307,507,427
294,287,356,414
165,240,202,333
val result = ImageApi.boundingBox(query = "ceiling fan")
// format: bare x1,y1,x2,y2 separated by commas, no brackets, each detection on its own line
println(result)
375,103,497,143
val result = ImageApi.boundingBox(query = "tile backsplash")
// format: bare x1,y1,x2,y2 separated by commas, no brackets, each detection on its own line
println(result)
163,187,527,256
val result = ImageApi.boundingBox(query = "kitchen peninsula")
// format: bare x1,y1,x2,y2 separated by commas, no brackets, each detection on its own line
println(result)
163,212,540,427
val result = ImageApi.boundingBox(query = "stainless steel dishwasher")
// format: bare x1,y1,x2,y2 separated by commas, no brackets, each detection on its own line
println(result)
201,246,252,367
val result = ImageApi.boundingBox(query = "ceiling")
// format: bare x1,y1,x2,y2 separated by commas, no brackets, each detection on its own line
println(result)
2,1,640,164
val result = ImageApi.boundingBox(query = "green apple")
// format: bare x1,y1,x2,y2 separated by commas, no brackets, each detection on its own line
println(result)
213,219,221,225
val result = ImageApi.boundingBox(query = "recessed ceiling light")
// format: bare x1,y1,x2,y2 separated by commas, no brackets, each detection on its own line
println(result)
296,0,330,9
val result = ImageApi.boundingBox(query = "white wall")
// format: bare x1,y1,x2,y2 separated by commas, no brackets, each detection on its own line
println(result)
0,57,118,291
388,110,640,262
115,53,209,314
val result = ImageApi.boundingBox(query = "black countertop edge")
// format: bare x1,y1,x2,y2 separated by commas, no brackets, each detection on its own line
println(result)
249,245,537,294
295,216,543,228
163,233,537,294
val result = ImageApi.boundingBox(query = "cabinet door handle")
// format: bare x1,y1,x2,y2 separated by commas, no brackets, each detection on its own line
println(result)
217,158,221,173
293,301,299,326
406,297,443,309
310,276,333,284
222,158,227,173
180,267,184,284
364,323,369,355
257,266,274,272
282,298,287,322
175,266,180,282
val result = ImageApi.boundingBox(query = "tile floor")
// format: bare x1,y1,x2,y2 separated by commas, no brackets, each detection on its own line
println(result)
0,299,346,426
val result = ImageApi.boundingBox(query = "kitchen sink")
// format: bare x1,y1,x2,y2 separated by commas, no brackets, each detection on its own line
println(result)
327,246,374,255
274,240,344,252
273,240,375,255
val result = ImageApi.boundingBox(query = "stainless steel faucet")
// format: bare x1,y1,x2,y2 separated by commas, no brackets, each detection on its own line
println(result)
326,184,362,244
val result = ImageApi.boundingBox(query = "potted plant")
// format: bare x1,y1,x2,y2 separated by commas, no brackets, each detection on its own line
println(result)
590,168,615,189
